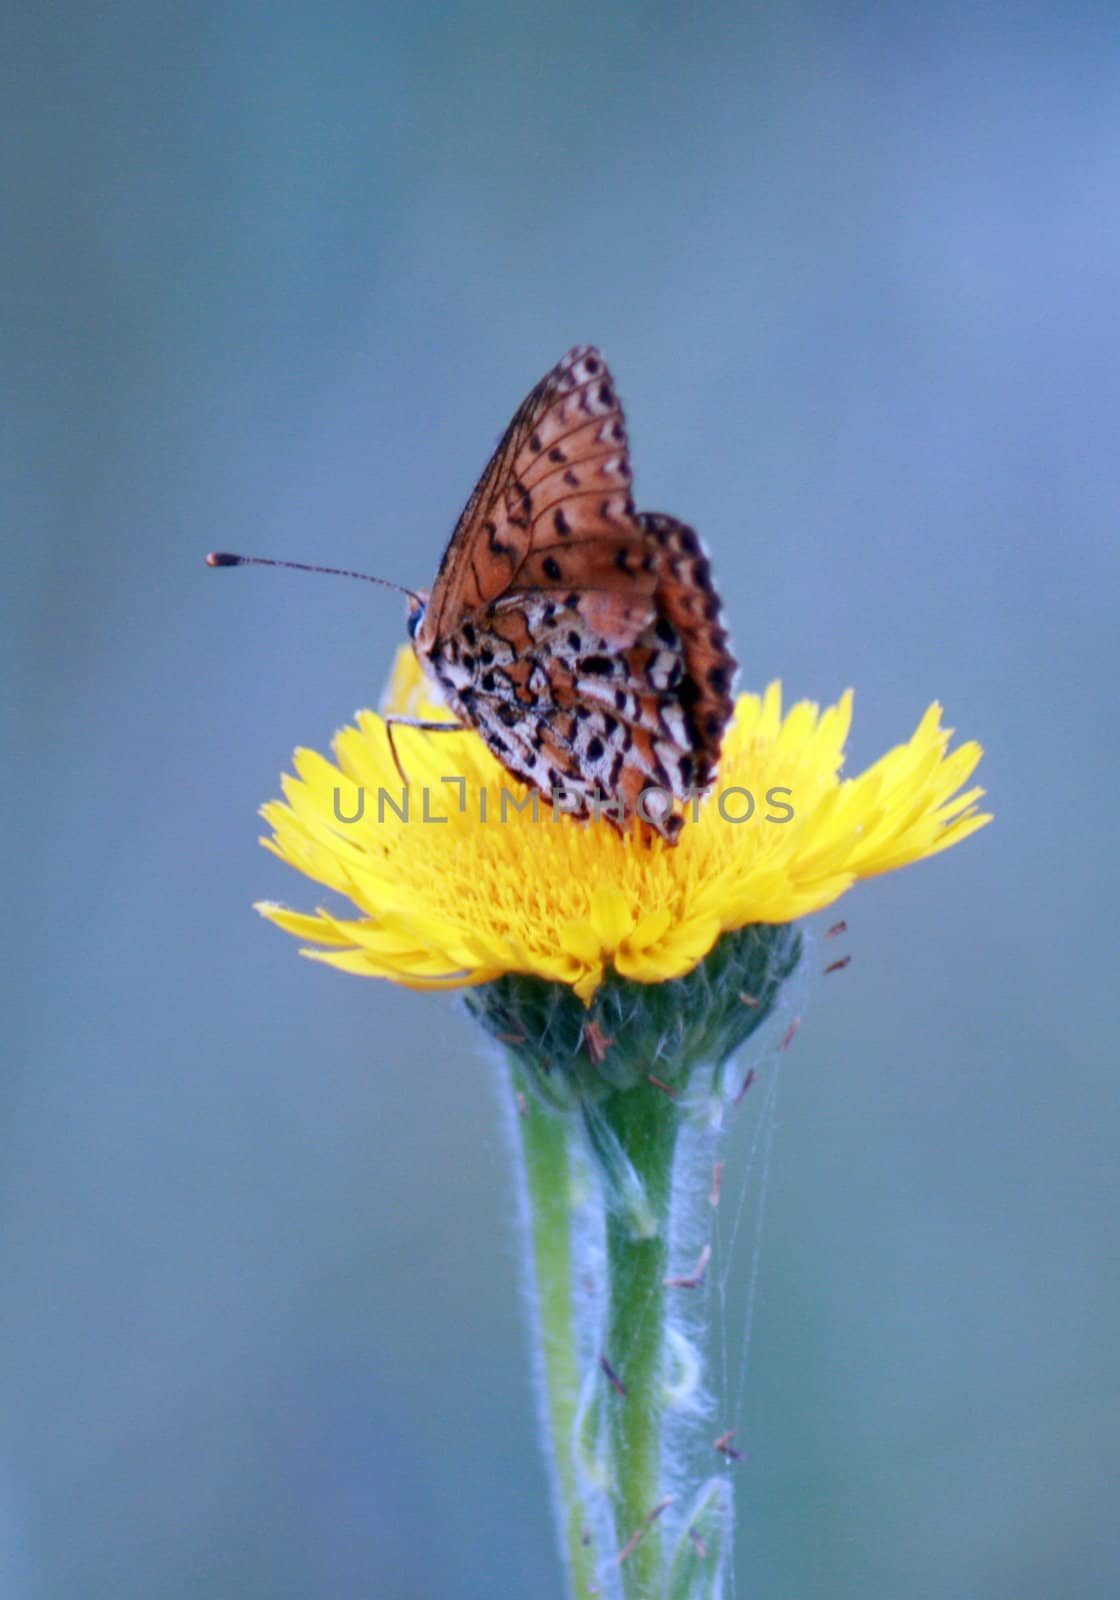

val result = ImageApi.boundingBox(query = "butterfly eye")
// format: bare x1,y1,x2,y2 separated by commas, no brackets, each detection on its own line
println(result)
407,596,427,639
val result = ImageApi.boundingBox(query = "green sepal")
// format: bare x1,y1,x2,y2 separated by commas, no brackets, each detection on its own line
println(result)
465,921,802,1109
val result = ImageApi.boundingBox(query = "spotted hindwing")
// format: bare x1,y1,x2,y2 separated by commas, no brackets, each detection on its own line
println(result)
411,348,736,840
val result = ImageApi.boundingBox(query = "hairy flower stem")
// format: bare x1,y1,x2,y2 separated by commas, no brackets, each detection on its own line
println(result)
511,1063,683,1600
484,924,804,1599
598,1083,679,1599
507,1063,598,1599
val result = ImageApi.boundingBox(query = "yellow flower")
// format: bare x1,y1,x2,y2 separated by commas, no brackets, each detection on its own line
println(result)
257,648,990,1003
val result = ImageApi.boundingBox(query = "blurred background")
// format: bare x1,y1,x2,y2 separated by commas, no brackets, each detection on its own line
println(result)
5,2,1119,1596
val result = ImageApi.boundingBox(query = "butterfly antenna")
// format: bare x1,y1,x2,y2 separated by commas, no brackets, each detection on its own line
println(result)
206,550,421,604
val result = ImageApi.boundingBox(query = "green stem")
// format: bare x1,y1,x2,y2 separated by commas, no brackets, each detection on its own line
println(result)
508,1061,597,1599
477,924,803,1598
598,1083,680,1600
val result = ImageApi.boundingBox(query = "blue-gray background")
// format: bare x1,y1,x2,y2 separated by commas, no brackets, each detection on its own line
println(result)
6,3,1118,1596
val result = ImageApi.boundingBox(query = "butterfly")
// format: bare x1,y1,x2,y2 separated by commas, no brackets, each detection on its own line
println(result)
403,347,736,843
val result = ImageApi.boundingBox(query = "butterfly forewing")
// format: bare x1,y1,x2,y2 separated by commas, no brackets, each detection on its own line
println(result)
417,347,650,640
411,347,736,841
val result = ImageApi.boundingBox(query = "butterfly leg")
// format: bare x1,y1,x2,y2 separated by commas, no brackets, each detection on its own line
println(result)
382,715,463,787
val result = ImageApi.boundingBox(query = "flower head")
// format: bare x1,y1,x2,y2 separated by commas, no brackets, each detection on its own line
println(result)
256,649,990,1003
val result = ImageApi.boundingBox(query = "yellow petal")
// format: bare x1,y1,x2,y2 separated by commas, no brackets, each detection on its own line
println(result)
255,648,991,1000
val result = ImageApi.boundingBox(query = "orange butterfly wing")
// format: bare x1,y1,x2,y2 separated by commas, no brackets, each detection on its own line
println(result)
415,346,656,653
411,348,736,840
